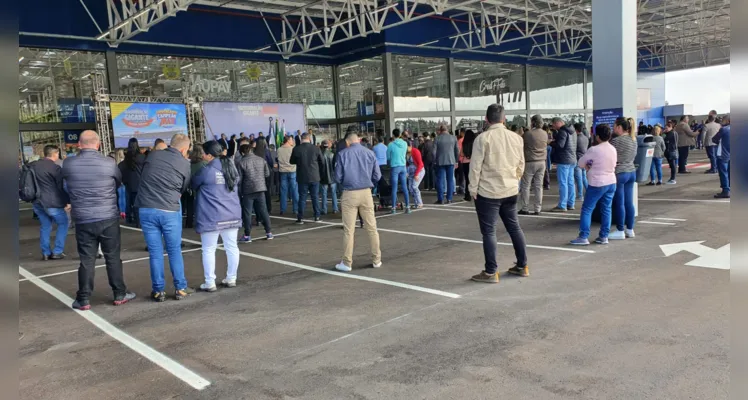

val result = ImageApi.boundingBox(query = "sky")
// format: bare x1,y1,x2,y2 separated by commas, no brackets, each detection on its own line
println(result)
664,64,730,115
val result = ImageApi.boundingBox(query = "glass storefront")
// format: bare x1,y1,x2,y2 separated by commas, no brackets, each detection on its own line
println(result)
19,48,105,123
286,63,335,119
528,65,585,110
309,123,338,144
395,117,451,134
117,54,278,100
453,60,526,111
337,57,384,118
392,55,450,112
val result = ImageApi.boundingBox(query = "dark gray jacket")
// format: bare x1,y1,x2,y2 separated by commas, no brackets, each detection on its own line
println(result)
320,149,335,185
290,142,323,184
435,133,459,166
118,153,146,193
237,153,269,195
551,125,577,165
62,149,121,224
31,158,69,209
576,132,590,161
135,148,191,212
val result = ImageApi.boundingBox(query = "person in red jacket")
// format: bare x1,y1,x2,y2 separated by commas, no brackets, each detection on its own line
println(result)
407,142,425,208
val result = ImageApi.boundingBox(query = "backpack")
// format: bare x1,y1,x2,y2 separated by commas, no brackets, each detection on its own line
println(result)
19,163,39,203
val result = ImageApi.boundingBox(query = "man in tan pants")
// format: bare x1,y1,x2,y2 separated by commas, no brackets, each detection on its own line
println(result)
333,130,382,272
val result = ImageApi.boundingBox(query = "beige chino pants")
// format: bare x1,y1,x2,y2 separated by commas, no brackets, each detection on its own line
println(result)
340,189,381,267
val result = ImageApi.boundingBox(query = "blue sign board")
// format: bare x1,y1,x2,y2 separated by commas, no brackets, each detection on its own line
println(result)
593,107,623,129
64,130,81,144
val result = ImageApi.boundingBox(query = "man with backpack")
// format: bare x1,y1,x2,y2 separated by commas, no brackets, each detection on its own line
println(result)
24,145,70,260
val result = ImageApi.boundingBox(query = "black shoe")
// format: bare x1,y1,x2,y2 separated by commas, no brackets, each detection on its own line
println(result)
434,200,444,205
151,291,167,302
71,299,91,311
656,182,662,186
175,287,195,300
446,200,453,204
49,253,66,260
113,292,136,306
295,219,305,225
704,169,716,174
543,186,551,190
681,170,692,174
714,192,730,199
518,210,530,215
96,253,103,259
464,196,472,202
646,182,655,186
314,217,320,222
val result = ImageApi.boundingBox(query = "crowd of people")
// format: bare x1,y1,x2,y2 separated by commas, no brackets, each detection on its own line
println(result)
21,104,730,306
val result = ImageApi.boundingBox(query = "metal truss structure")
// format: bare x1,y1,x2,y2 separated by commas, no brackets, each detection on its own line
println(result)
96,0,199,46
92,0,729,71
91,72,113,155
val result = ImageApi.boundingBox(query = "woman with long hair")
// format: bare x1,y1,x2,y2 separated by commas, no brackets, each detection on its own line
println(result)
460,129,477,201
663,121,679,184
192,141,242,291
648,125,666,185
608,117,638,240
184,145,208,229
253,136,275,213
119,138,146,226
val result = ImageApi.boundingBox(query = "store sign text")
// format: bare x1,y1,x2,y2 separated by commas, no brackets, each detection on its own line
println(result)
479,78,506,93
190,76,231,94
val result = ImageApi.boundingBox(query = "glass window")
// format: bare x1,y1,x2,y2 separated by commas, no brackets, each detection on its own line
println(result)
308,123,338,143
392,55,450,112
286,64,335,119
117,54,278,100
455,114,527,132
586,79,593,109
337,57,384,118
19,48,106,123
453,61,526,111
536,112,587,127
395,117,451,134
341,120,384,142
528,66,584,110
20,131,65,161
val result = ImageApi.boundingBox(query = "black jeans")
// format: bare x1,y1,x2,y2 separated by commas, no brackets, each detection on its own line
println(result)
75,218,127,301
667,156,677,181
241,192,271,236
424,164,434,190
264,177,273,213
126,190,139,226
183,191,195,228
678,146,690,172
474,195,528,274
461,162,471,199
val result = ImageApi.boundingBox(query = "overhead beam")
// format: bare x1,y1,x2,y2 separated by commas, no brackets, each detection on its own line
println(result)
96,0,200,46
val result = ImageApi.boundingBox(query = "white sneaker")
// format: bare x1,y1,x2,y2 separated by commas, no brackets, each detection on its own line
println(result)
221,278,236,288
200,282,217,292
608,230,626,240
335,262,352,272
373,261,382,268
625,229,635,238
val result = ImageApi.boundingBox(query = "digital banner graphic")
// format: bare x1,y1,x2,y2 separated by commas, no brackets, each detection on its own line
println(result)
110,102,188,148
201,102,306,143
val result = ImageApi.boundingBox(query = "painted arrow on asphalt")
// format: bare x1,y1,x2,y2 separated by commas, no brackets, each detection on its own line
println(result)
660,241,730,270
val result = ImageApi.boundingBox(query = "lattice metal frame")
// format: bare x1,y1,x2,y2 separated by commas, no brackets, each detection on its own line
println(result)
91,72,113,155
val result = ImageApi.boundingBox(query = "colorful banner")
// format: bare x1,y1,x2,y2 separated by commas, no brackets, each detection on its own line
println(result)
202,102,305,142
110,102,188,148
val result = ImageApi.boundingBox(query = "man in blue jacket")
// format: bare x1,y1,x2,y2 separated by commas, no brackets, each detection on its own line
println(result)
386,129,410,214
713,115,730,199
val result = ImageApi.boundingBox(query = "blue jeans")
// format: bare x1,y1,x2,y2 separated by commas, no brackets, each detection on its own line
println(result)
717,159,730,193
319,182,338,214
578,184,616,239
32,203,69,256
391,166,410,207
546,146,552,171
139,208,187,292
435,164,455,202
117,185,127,213
297,182,320,219
613,171,637,231
706,146,717,171
649,157,663,182
574,166,588,198
556,164,576,209
279,172,299,214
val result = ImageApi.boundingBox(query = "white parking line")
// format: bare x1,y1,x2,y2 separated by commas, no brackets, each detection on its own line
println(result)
121,225,461,299
18,266,211,390
638,220,676,226
652,217,687,222
19,247,203,283
272,224,336,237
422,207,578,221
543,194,729,203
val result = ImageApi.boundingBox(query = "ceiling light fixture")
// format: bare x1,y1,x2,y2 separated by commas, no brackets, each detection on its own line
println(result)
18,56,24,62
180,63,193,69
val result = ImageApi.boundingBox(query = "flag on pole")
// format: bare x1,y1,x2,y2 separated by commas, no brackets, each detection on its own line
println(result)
278,119,285,148
275,118,281,148
268,117,274,145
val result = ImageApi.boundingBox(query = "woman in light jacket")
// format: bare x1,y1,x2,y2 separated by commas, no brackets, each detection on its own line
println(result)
192,141,243,292
648,125,666,185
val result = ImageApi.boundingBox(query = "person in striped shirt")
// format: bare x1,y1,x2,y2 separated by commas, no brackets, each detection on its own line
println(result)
608,117,638,240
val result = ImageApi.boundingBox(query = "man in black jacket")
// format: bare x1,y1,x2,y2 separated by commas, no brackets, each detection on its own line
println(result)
550,118,577,212
420,134,435,190
31,144,70,260
136,134,193,302
236,143,272,242
290,133,324,224
319,140,338,214
62,131,135,310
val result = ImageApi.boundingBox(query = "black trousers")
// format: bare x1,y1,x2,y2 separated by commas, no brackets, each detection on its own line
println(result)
241,192,271,236
183,191,195,228
678,146,690,172
668,156,677,181
474,195,527,274
424,164,434,190
264,177,273,213
75,218,127,301
126,190,139,226
461,162,471,199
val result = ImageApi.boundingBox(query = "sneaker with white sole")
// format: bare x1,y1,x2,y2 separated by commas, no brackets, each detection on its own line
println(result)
373,261,382,268
608,230,626,240
200,283,217,292
666,180,676,185
594,237,609,245
266,233,274,240
624,229,635,238
221,278,236,288
335,262,352,272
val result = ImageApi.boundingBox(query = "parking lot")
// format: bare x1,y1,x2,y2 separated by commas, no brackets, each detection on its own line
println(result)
19,164,729,400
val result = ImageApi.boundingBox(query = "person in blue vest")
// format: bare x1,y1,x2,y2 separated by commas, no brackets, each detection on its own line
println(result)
712,115,730,199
